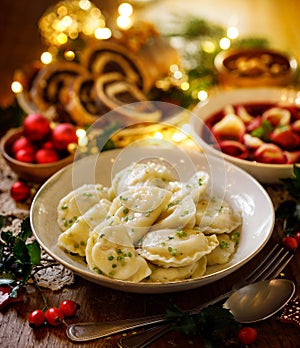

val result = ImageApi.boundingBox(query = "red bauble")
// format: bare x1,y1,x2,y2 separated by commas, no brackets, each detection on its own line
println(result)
35,148,59,164
15,148,35,163
52,123,78,151
10,181,31,202
11,137,34,155
23,113,51,142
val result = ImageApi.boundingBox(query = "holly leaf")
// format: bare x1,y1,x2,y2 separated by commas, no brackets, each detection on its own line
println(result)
19,217,32,242
165,304,198,335
1,230,14,245
0,215,6,229
27,241,41,265
195,306,240,347
281,165,300,198
13,239,30,263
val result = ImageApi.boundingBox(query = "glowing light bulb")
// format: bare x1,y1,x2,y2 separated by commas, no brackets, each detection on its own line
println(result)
201,40,216,53
117,15,132,29
118,3,133,16
64,50,75,61
76,128,86,139
154,132,163,139
180,82,189,91
227,26,239,39
57,32,68,44
95,27,112,39
172,132,186,142
219,37,231,50
11,81,23,93
41,51,53,64
197,90,208,101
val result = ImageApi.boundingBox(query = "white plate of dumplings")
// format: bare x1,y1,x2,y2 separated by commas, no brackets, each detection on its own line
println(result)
30,145,274,293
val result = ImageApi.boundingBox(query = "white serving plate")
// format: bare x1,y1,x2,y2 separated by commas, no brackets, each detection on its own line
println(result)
30,146,274,293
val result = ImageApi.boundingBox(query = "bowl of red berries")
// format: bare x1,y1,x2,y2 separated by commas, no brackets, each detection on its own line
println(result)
190,87,300,183
0,113,78,183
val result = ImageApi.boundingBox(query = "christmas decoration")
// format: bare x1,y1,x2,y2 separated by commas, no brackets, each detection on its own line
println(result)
10,181,31,202
280,294,300,329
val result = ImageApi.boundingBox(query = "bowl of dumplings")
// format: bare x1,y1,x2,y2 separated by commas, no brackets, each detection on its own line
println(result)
190,87,300,183
30,144,274,293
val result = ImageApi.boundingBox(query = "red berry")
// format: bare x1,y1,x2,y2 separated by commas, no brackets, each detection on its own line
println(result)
45,307,64,326
238,327,257,345
35,148,59,164
10,181,31,202
282,236,298,250
23,113,51,142
59,300,79,317
15,148,35,163
295,232,300,244
52,123,78,151
28,309,45,328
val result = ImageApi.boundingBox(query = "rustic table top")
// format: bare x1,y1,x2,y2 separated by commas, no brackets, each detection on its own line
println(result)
0,153,299,348
1,2,300,347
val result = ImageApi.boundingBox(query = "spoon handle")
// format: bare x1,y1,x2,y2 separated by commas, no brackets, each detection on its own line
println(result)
117,324,172,348
66,290,231,342
66,314,166,342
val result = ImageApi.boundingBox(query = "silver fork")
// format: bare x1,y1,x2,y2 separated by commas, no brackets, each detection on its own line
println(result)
66,243,293,343
117,243,294,348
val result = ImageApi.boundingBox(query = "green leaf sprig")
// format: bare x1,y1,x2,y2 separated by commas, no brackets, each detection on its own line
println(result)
165,304,240,347
0,216,41,298
276,165,300,236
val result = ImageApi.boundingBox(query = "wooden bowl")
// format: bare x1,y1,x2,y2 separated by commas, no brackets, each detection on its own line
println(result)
0,128,74,183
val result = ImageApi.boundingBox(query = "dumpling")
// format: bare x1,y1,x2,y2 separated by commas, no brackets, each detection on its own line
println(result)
112,162,176,195
57,184,111,231
166,171,210,205
147,257,207,282
138,228,218,268
206,234,237,266
195,196,242,234
151,196,196,231
108,186,172,228
57,199,111,256
90,224,151,281
85,217,122,272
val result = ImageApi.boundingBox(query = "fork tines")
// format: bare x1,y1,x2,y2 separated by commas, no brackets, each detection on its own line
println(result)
244,243,294,285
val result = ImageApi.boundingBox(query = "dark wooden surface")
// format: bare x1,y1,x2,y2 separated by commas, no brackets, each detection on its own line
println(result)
1,2,300,347
0,181,299,348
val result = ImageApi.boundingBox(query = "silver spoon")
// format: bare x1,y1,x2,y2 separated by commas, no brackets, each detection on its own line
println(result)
117,279,295,348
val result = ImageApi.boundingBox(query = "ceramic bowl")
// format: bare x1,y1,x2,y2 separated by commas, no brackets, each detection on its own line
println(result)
0,128,74,183
30,146,274,293
214,47,297,88
190,87,300,183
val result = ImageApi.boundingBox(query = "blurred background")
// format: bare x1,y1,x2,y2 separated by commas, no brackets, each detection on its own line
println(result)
1,0,300,107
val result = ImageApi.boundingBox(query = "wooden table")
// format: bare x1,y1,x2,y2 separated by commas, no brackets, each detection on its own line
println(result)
0,153,299,348
1,2,300,347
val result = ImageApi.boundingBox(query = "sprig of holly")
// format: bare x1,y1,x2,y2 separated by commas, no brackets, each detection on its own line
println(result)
0,216,41,298
165,304,243,347
276,165,300,248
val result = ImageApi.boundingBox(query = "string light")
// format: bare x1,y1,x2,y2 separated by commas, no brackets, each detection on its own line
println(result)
40,51,53,64
64,50,75,60
118,3,133,16
197,90,208,101
227,26,239,39
94,27,111,40
38,0,107,46
116,16,132,29
219,37,231,50
117,2,133,29
11,81,23,94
